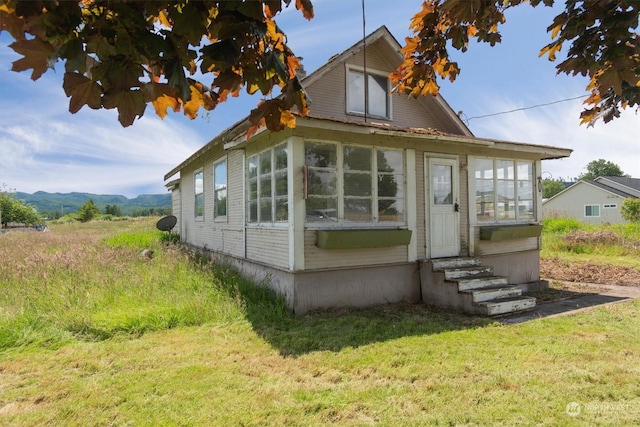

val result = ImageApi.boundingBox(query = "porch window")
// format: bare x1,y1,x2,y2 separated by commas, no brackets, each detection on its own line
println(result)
474,158,534,223
194,170,204,220
585,205,600,217
247,144,288,224
347,67,391,119
305,141,405,225
213,158,227,221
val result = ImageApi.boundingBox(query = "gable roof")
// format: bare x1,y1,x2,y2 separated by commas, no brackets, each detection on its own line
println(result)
595,176,640,196
300,25,473,137
543,177,640,204
165,26,572,182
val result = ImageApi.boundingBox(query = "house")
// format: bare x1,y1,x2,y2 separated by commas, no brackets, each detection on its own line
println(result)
164,26,572,315
543,176,640,224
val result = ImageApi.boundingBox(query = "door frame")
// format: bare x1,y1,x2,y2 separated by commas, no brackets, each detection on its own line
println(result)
425,154,460,258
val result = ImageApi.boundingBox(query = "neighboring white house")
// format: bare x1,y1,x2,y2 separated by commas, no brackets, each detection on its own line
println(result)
543,176,640,224
164,26,572,316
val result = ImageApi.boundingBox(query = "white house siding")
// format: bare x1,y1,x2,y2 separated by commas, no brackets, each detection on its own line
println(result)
543,181,626,224
179,144,246,257
303,230,408,270
171,186,181,236
246,227,289,269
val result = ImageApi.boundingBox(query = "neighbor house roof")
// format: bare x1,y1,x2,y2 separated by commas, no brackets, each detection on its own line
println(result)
543,176,640,204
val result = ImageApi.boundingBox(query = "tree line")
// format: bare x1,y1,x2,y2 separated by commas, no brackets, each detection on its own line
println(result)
0,191,170,227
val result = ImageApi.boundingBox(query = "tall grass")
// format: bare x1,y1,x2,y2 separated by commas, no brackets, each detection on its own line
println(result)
0,219,288,352
542,217,640,259
2,219,640,425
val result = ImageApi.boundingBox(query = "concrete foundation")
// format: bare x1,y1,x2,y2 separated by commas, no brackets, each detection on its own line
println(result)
192,245,544,315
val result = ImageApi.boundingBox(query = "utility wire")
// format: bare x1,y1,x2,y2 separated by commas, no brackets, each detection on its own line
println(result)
463,95,588,124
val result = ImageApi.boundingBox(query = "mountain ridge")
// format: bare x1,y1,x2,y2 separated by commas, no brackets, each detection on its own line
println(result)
16,191,171,216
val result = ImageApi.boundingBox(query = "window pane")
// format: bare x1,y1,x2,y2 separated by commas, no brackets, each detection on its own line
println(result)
378,150,403,173
260,175,272,199
378,173,402,198
305,142,336,168
194,171,203,218
275,145,287,170
475,158,493,179
215,189,227,217
248,201,257,223
497,180,515,220
260,151,271,174
306,197,338,222
344,172,371,196
476,179,494,222
347,71,365,113
194,171,203,194
379,199,404,222
275,197,288,222
248,156,258,179
307,170,336,195
260,198,272,222
344,146,371,171
585,205,600,217
214,160,227,218
344,198,372,222
368,74,387,117
195,193,204,217
433,164,453,205
497,160,514,179
275,171,287,197
519,200,534,221
214,161,226,187
517,161,533,181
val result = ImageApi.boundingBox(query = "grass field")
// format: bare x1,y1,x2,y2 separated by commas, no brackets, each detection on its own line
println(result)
1,218,639,425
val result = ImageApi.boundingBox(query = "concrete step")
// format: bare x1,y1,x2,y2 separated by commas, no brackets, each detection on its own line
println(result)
443,266,493,280
432,258,481,271
454,276,509,291
461,285,523,303
474,296,537,316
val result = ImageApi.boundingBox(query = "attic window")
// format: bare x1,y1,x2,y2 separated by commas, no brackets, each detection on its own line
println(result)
346,67,391,119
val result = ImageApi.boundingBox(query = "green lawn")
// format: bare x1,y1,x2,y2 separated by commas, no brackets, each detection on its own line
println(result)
1,219,639,425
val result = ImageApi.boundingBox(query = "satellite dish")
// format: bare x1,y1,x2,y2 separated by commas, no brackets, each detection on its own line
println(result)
156,215,177,232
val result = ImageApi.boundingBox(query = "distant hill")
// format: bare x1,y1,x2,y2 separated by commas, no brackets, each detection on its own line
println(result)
16,191,171,216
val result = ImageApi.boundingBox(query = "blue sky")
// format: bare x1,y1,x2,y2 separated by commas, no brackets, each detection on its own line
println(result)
1,0,638,197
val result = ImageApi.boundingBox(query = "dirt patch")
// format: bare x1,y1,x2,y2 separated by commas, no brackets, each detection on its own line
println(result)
541,257,640,287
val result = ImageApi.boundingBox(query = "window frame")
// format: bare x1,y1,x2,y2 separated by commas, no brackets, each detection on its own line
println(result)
194,168,204,221
585,204,600,217
345,65,392,120
246,143,288,226
304,140,406,228
472,157,536,225
213,157,227,222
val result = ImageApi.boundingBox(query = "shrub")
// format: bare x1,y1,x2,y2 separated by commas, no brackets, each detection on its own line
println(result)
621,198,640,223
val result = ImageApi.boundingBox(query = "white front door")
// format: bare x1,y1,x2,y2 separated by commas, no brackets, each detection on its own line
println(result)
427,156,460,258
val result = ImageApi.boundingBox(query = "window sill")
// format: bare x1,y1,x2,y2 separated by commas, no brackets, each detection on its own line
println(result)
479,224,542,241
316,229,412,249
